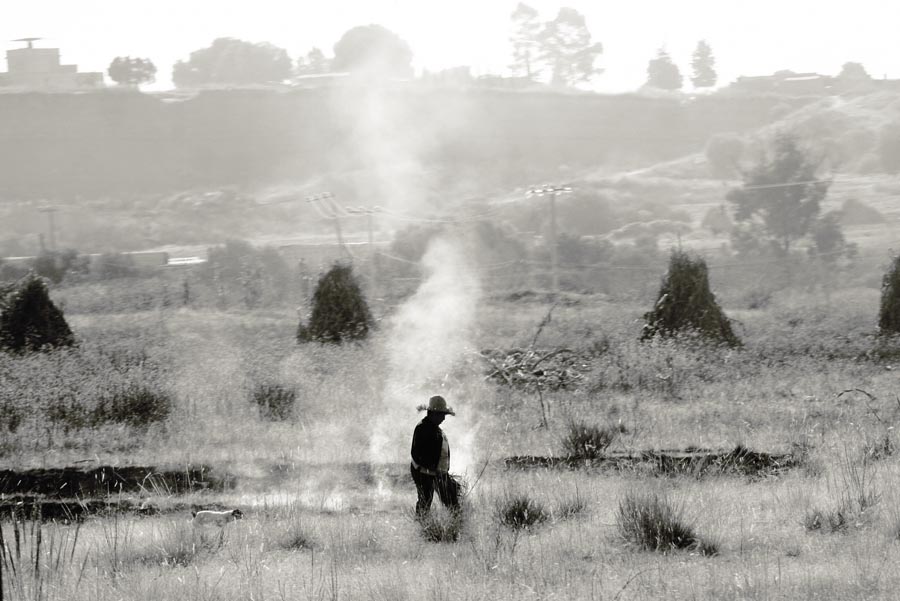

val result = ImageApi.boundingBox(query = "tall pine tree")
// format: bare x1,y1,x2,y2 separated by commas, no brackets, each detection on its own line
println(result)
690,40,717,88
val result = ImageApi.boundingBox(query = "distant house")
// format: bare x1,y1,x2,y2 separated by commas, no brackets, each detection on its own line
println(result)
0,38,104,90
730,71,834,95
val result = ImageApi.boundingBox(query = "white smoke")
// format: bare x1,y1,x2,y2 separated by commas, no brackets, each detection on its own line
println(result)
370,234,481,473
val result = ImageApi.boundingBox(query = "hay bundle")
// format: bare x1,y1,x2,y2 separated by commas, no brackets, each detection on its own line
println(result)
641,250,740,346
880,254,900,335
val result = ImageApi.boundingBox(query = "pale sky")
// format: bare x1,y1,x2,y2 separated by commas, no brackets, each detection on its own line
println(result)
1,0,897,91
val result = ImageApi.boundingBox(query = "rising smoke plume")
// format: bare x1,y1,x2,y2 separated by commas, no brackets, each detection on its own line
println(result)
370,234,482,474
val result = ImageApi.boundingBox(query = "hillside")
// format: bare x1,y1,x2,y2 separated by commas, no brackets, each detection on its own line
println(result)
0,86,809,199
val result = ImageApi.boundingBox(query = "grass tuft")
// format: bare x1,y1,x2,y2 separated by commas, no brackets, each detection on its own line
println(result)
498,494,549,530
417,509,466,543
617,490,714,554
561,420,621,460
252,382,297,421
554,491,588,520
804,506,849,534
279,522,318,551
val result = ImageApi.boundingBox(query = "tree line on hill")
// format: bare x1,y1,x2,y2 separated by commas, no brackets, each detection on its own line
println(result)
104,4,883,96
106,12,712,92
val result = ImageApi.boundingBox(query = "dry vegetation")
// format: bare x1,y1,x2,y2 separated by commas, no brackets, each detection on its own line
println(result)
3,98,900,596
1,252,900,601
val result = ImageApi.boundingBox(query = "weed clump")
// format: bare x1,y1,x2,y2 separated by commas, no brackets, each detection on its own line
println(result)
879,254,900,335
279,523,318,550
298,264,373,344
804,506,849,534
641,250,740,347
498,494,549,530
554,493,588,520
93,383,173,428
252,382,297,421
47,382,172,430
417,510,466,543
561,420,620,460
0,274,74,353
617,490,716,554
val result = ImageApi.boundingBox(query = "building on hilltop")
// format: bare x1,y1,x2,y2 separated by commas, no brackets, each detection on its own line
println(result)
0,38,104,90
729,71,835,95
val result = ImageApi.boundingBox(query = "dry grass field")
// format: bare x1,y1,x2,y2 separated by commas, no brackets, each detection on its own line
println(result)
3,248,900,601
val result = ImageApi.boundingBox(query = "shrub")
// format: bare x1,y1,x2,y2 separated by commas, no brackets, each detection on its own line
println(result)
47,381,173,430
617,490,714,554
417,510,466,543
298,264,373,344
0,274,75,353
92,382,173,428
554,493,588,520
880,254,900,335
252,382,297,421
278,522,317,550
641,250,740,346
561,420,620,460
498,494,549,530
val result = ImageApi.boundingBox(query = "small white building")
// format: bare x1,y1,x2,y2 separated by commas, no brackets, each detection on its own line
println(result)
0,38,104,90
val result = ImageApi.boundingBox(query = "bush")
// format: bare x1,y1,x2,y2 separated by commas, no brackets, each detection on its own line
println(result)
92,382,173,428
298,264,373,344
497,494,549,530
278,522,317,550
617,490,714,554
417,510,466,543
641,250,740,346
0,274,75,353
252,382,297,421
880,255,900,335
47,381,172,430
554,493,588,520
560,420,620,460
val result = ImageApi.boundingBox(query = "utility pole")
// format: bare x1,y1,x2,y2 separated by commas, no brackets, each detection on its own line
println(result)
38,206,58,251
346,206,380,296
527,184,572,295
306,192,351,260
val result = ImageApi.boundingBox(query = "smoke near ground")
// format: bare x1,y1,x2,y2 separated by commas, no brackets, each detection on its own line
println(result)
370,234,482,473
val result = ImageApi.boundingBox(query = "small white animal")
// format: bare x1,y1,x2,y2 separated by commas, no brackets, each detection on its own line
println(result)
191,508,244,526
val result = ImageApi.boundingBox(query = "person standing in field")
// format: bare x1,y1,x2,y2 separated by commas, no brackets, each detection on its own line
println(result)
410,395,460,518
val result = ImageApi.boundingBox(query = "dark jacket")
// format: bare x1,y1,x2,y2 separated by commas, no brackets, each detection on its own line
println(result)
411,418,445,474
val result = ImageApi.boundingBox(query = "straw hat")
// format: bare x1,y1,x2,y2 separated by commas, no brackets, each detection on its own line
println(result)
417,395,455,415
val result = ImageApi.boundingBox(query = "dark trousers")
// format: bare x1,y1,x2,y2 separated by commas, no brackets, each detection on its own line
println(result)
411,464,460,517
